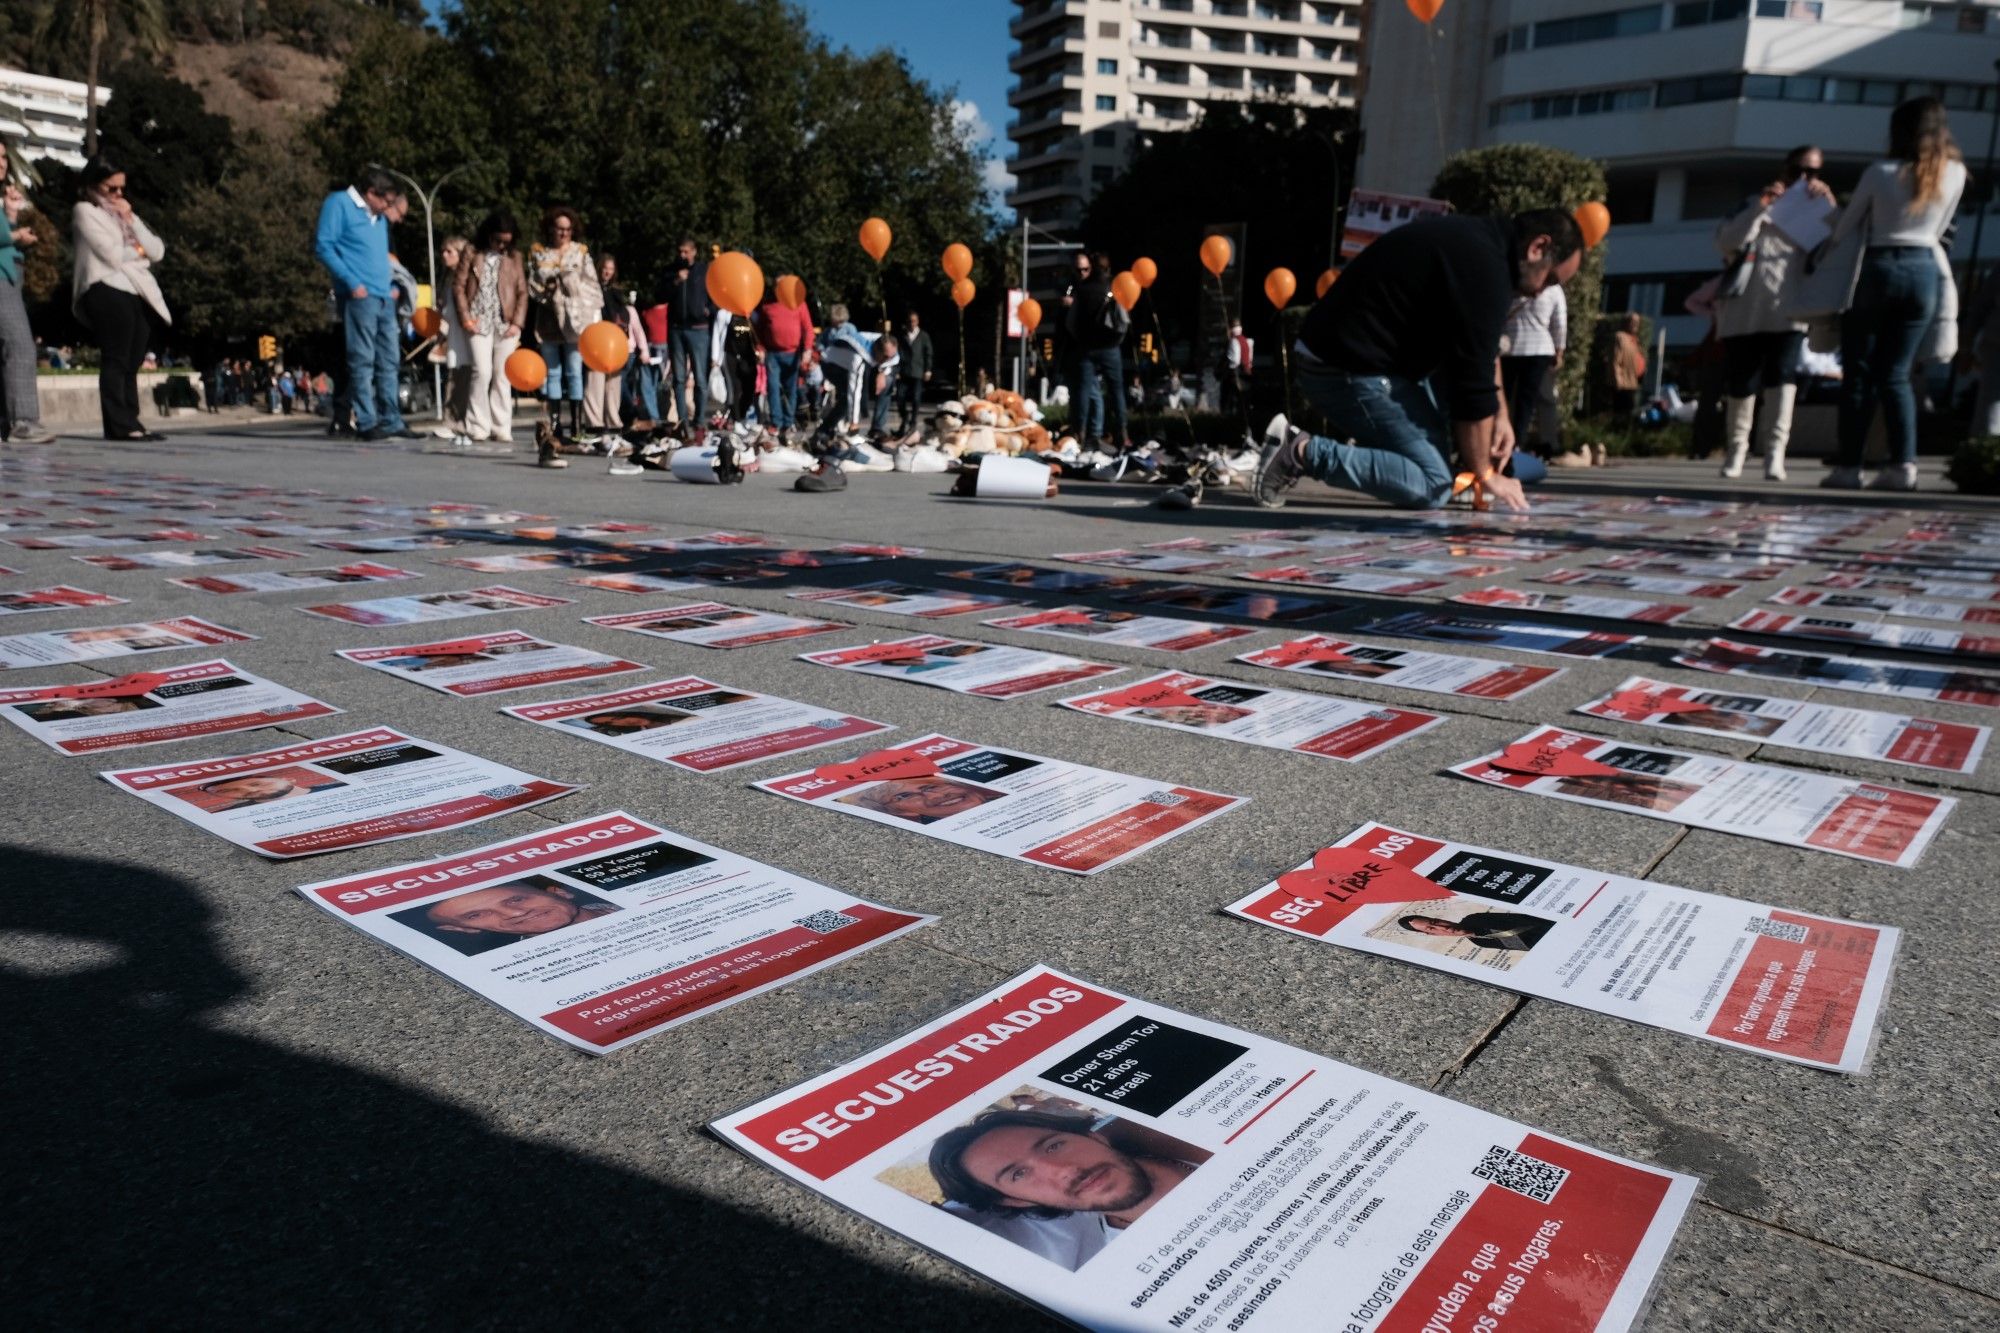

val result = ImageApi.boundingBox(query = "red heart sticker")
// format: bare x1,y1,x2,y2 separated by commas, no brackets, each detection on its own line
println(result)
1600,686,1711,717
1273,844,1456,921
832,641,934,665
1257,638,1361,669
812,747,943,785
1083,677,1212,711
1009,610,1099,628
1489,737,1622,779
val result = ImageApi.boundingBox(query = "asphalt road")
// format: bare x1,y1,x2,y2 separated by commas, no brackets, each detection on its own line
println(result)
4,419,1995,1332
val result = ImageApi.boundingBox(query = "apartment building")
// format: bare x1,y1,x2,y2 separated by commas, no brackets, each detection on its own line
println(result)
1353,0,2000,346
1006,0,1367,267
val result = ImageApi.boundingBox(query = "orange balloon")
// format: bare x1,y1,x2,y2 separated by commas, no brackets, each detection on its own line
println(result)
951,278,976,310
1199,235,1231,277
1263,267,1297,310
705,250,765,318
578,320,631,376
410,307,441,338
941,242,973,282
1406,0,1445,22
1111,271,1141,311
774,274,805,309
1315,268,1338,298
1131,256,1158,289
859,217,892,263
1573,201,1612,249
1016,297,1043,333
504,346,547,394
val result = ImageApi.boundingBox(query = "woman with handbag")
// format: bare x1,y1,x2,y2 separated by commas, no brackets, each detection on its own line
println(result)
527,205,601,444
1823,97,1968,492
1711,147,1833,482
71,156,171,441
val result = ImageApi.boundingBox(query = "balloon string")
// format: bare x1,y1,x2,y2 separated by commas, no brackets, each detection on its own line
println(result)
1425,25,1446,161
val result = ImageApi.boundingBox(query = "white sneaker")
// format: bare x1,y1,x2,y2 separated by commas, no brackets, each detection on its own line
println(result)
846,444,895,473
607,461,645,477
1224,448,1261,474
1867,461,1918,491
1764,463,1787,481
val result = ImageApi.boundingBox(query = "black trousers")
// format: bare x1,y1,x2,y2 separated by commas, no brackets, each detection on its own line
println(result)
1500,355,1553,452
80,283,158,438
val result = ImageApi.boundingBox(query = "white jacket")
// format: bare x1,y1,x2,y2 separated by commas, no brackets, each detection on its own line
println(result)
71,200,171,325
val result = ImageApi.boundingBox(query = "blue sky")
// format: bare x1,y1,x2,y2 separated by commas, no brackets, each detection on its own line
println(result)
797,0,1015,208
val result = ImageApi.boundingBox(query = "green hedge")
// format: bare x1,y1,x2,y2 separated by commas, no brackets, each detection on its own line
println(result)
1948,436,2000,494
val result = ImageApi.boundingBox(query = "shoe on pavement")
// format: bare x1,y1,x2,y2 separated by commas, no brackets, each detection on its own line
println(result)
431,426,459,440
535,422,568,469
1819,466,1866,489
1867,461,1918,491
607,460,645,477
388,426,424,440
1251,423,1307,508
794,462,848,492
6,424,56,444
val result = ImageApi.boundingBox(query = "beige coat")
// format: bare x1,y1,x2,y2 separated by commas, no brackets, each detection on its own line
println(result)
71,200,171,324
528,241,602,343
453,248,528,335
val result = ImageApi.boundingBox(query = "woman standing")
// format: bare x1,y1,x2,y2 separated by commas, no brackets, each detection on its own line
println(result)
527,205,601,443
0,178,51,442
455,211,527,445
1826,97,1969,492
431,234,474,442
71,157,170,441
581,252,649,448
1609,313,1645,419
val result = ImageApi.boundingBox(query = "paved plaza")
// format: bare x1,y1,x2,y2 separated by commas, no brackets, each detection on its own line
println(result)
5,419,1996,1331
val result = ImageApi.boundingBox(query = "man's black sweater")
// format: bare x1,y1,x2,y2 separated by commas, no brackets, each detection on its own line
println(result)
1297,215,1518,422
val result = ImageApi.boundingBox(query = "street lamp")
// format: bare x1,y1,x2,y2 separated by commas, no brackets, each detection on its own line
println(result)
378,163,475,420
1319,129,1348,273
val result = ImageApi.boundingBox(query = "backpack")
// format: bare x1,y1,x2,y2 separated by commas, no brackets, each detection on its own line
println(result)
1097,294,1130,340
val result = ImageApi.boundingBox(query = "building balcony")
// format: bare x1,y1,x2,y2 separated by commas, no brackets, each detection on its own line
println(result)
1008,73,1086,109
1005,103,1084,138
1010,0,1089,40
1010,33,1086,73
1006,177,1087,208
1134,9,1362,40
1006,139,1086,174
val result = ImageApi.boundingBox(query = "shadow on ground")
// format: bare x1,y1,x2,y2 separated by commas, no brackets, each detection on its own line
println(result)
0,849,1043,1331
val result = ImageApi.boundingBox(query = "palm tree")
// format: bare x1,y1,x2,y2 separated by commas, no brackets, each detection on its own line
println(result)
32,0,172,156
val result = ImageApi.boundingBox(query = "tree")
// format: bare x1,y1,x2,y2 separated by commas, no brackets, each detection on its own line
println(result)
170,131,331,342
31,0,172,155
1430,144,1609,419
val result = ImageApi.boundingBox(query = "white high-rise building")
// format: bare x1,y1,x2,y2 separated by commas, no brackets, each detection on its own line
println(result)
1006,0,1367,262
1353,1,2000,347
0,68,109,173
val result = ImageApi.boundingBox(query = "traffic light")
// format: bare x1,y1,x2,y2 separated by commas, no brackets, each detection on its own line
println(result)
1040,336,1055,364
257,335,277,362
1139,332,1154,362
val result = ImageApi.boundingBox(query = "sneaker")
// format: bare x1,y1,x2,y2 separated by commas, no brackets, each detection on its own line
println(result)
1867,462,1918,492
715,435,745,484
794,463,848,492
1157,482,1201,509
1251,422,1306,508
606,438,634,458
6,424,56,444
607,460,645,477
388,426,424,440
1819,466,1866,490
431,426,459,440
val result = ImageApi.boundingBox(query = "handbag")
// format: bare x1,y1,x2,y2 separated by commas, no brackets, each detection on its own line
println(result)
1783,220,1866,323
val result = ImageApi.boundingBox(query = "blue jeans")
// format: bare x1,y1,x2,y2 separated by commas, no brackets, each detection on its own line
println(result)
540,339,582,402
767,349,800,429
1837,247,1939,468
670,328,711,424
636,343,667,422
1296,363,1454,509
1079,345,1126,445
1511,450,1547,485
868,369,894,435
339,293,405,434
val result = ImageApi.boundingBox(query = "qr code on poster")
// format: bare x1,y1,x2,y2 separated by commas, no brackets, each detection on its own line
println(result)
811,717,847,729
480,784,529,799
794,910,860,934
1141,791,1186,807
1471,1145,1569,1204
1746,916,1809,943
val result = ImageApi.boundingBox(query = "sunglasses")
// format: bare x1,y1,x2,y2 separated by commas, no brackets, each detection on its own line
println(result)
101,184,125,195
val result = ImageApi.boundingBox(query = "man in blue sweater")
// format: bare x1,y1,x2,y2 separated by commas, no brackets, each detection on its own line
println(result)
315,169,419,440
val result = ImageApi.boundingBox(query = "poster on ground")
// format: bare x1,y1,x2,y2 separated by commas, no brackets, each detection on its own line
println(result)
1360,610,1642,659
1534,570,1742,599
72,545,304,569
1241,565,1445,596
585,602,843,649
711,966,1694,1332
0,659,340,755
1673,637,2000,708
504,676,892,772
1450,589,1696,626
0,586,128,615
755,735,1243,875
298,584,573,627
436,550,637,572
1812,572,2000,602
1766,587,2000,626
169,562,421,595
1,527,215,549
569,570,714,596
952,563,1141,594
802,634,1120,699
0,615,254,670
101,726,579,859
1575,676,1988,774
1235,636,1561,700
1114,583,1333,622
1449,727,1952,867
1057,672,1443,761
1228,823,1897,1072
1728,609,2000,660
1054,549,1234,575
336,630,646,697
982,607,1255,654
1590,554,1793,581
297,811,931,1054
790,582,1020,619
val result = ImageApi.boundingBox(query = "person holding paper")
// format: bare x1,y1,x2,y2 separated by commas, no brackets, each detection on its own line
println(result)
1712,145,1832,482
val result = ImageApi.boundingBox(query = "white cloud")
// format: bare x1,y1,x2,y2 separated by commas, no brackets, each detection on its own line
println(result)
951,99,1012,209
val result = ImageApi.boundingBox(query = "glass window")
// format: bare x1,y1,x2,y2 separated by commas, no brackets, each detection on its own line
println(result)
1096,94,1116,110
1942,82,1979,109
1743,74,1783,99
1098,58,1118,75
1863,80,1899,106
1782,74,1823,101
